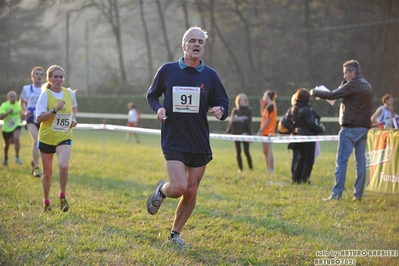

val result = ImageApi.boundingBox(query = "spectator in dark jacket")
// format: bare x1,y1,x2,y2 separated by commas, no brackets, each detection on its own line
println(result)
310,60,372,201
227,93,253,172
291,88,324,184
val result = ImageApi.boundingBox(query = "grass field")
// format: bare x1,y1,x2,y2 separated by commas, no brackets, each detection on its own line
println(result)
1,128,398,265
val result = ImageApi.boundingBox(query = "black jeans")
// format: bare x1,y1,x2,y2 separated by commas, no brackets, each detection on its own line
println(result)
234,141,252,171
292,142,315,184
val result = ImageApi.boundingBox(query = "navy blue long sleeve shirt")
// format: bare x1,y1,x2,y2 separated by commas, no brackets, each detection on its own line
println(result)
146,58,229,155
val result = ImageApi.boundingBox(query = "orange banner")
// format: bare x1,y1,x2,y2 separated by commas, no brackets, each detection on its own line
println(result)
366,129,399,193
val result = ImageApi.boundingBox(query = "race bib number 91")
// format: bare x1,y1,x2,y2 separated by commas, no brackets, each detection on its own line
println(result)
172,86,200,113
52,113,72,132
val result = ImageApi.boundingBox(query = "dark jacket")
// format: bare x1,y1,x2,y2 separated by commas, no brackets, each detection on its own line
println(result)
292,101,323,136
227,106,252,135
312,75,372,128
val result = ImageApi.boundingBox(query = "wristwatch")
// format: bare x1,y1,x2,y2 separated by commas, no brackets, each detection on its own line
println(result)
51,108,57,114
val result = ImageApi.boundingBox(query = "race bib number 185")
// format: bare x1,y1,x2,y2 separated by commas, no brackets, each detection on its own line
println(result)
52,113,72,132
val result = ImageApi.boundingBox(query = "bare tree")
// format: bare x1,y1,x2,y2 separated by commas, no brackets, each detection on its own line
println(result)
0,0,53,93
194,0,213,65
1,0,398,98
155,0,174,62
367,0,399,93
89,0,127,88
138,0,154,84
207,0,245,88
304,0,313,84
181,0,190,29
0,0,15,81
232,0,261,87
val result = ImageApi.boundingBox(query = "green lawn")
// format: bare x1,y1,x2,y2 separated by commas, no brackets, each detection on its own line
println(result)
1,129,398,265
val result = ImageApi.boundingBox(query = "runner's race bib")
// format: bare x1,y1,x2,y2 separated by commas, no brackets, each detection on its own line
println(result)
6,118,16,128
52,113,72,132
172,86,200,113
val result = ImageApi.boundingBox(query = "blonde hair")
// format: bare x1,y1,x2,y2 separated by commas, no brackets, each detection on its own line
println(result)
45,65,65,89
235,93,248,109
291,93,296,106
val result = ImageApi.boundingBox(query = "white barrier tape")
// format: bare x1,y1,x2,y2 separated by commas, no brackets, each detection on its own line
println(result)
0,121,338,143
76,123,338,143
104,124,161,136
77,112,339,122
209,133,338,143
0,113,340,124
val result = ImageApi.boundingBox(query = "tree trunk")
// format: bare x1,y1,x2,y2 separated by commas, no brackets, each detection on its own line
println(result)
155,0,174,62
139,0,154,85
194,0,212,65
92,0,127,89
181,0,190,29
109,0,127,86
233,0,261,89
210,0,245,88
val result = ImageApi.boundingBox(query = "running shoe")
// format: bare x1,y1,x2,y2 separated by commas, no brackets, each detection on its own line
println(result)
15,157,22,165
33,167,41,177
146,180,166,215
3,159,7,167
44,204,51,212
168,235,187,248
60,198,69,212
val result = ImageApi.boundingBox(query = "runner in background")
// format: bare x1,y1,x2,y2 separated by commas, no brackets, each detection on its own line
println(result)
20,66,45,177
126,102,140,143
0,91,23,167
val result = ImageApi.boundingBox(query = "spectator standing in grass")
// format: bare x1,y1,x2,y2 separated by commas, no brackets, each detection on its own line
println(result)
146,26,229,247
226,93,253,172
19,66,45,177
126,102,140,143
36,65,78,212
257,90,277,173
0,90,23,167
311,60,372,202
279,93,298,176
290,88,324,184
